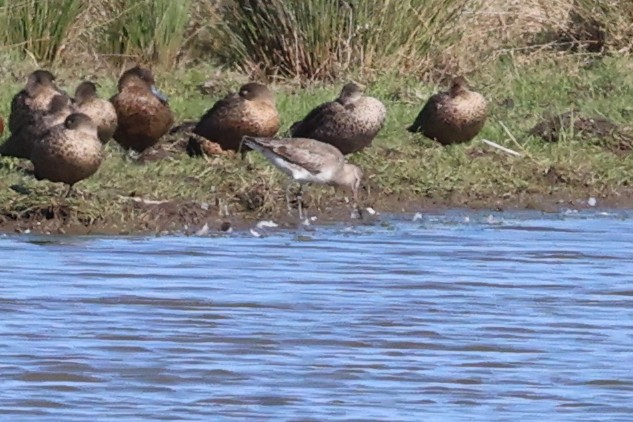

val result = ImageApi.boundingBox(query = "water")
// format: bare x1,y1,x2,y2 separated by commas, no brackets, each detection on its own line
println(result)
1,209,632,421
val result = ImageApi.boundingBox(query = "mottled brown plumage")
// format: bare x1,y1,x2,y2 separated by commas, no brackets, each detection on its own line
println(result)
1,94,75,159
290,82,386,155
407,76,488,145
31,113,104,195
189,82,280,156
110,66,174,153
74,81,118,143
9,69,66,134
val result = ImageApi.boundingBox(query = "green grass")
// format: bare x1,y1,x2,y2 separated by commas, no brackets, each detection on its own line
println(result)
100,0,192,67
0,0,83,63
0,0,630,80
217,0,472,79
0,53,633,233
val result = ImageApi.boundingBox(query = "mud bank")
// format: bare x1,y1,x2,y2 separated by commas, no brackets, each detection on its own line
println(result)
1,188,630,236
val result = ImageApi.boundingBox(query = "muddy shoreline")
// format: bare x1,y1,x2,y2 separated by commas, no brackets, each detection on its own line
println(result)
2,188,630,236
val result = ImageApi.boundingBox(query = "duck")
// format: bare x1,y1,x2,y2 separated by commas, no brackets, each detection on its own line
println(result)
30,113,104,197
289,82,386,155
110,66,174,153
407,76,487,145
74,81,118,143
188,82,280,156
244,136,364,220
9,69,66,134
0,94,75,159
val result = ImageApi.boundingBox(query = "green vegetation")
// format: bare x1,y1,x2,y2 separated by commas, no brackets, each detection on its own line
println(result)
0,0,630,74
0,53,632,234
219,0,470,79
0,0,632,233
99,0,193,67
0,0,83,63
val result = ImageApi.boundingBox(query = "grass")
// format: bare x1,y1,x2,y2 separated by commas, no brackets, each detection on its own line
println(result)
99,0,193,67
0,0,83,63
0,0,630,80
562,0,633,53
0,52,632,233
218,0,472,79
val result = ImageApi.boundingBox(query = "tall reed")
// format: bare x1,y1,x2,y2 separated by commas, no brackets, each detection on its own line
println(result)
351,0,473,75
99,0,192,67
218,0,474,80
220,0,351,80
0,0,83,63
1,0,632,75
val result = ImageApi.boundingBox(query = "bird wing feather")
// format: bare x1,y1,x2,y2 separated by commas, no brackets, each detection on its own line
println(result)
249,137,342,175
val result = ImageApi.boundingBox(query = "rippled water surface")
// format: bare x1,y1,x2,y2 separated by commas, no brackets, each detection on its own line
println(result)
1,210,633,421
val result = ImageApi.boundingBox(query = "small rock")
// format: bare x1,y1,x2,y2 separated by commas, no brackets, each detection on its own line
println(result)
195,223,210,236
256,220,278,229
412,212,423,222
366,207,377,216
200,202,209,211
249,228,262,238
587,197,597,207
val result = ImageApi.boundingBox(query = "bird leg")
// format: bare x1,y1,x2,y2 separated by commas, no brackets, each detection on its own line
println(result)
285,183,308,222
64,184,74,198
297,184,305,221
351,187,363,220
285,183,294,214
240,149,248,161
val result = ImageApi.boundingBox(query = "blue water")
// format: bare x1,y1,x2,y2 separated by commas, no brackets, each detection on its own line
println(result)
0,210,632,421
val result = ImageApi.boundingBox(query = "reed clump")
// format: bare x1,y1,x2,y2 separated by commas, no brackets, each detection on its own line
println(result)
0,0,632,75
94,0,193,67
0,0,83,63
217,0,473,79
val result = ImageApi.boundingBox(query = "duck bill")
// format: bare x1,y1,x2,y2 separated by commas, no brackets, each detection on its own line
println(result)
151,84,169,103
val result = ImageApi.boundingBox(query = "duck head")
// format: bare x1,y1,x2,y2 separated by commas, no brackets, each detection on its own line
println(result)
338,82,364,106
47,94,72,115
238,82,275,104
118,66,169,103
25,70,57,98
64,113,97,136
74,81,98,105
449,76,470,97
